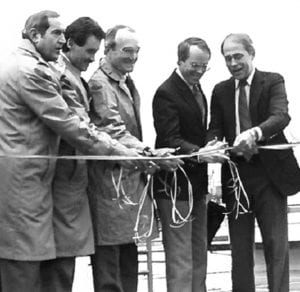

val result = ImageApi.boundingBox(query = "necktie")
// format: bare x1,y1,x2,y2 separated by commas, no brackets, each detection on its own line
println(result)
125,76,135,99
80,77,90,111
125,76,143,140
192,84,206,125
238,79,252,132
80,77,89,93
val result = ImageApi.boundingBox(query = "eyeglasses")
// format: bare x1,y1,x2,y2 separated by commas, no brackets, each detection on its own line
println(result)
190,62,210,72
224,53,244,63
120,47,140,56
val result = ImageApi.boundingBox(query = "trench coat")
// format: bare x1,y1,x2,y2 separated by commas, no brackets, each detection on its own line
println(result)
51,54,94,257
0,40,129,261
88,58,157,245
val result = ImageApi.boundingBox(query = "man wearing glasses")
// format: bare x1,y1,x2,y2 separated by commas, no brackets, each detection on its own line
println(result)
152,37,218,292
88,25,180,292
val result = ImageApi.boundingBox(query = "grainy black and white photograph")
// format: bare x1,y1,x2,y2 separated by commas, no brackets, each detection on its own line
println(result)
0,0,299,291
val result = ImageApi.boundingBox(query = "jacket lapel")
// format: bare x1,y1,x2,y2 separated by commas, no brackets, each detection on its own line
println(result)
125,76,143,140
198,84,208,125
170,71,205,125
249,69,264,125
223,78,236,142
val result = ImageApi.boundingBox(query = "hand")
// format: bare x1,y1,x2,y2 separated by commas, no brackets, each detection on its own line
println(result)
135,147,162,174
232,128,258,161
151,147,184,172
113,146,146,169
140,160,160,175
198,139,228,163
151,147,177,156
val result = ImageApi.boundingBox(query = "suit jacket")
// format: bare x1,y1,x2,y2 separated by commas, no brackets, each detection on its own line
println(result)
153,70,208,200
207,69,300,198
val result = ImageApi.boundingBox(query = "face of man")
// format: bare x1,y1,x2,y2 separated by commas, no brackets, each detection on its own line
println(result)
222,38,254,80
66,35,100,72
107,28,140,75
36,17,66,62
178,45,210,86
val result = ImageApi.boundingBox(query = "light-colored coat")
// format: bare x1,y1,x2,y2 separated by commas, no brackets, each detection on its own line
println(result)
0,41,128,260
88,58,157,245
51,54,94,257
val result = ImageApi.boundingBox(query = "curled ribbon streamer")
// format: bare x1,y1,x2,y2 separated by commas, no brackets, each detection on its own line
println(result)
111,167,137,208
133,175,155,244
110,170,156,243
226,160,250,218
170,165,194,228
156,166,194,228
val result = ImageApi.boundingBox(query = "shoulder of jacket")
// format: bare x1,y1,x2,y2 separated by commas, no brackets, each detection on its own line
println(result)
256,69,282,78
255,70,285,85
17,55,55,83
154,79,176,101
213,78,232,91
89,68,111,83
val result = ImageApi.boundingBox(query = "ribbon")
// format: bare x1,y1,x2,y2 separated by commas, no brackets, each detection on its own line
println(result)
0,142,298,160
133,174,155,243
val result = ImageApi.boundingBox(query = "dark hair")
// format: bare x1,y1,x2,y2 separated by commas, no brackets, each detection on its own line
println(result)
22,10,60,39
104,25,135,55
221,33,255,56
62,17,105,52
177,37,211,64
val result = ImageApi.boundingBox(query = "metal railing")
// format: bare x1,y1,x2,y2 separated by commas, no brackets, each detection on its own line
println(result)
138,203,300,292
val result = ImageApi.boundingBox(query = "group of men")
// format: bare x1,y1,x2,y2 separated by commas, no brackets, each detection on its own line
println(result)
0,9,299,292
0,10,180,292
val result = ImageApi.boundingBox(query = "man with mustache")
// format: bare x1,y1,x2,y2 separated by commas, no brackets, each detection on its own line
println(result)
0,11,141,292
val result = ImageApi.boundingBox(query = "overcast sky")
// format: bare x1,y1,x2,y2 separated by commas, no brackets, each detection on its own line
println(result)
1,0,299,159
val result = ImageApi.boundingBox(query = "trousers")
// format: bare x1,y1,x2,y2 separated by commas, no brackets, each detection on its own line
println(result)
91,244,138,292
157,197,207,292
227,159,289,292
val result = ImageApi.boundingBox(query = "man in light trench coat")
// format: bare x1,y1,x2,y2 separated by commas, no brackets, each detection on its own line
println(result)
41,16,109,292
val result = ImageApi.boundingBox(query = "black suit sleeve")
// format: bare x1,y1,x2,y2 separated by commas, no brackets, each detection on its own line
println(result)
207,86,225,142
257,73,290,140
153,88,200,153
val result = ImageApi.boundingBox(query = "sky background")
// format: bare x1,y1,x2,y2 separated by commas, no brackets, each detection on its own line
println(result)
1,0,299,159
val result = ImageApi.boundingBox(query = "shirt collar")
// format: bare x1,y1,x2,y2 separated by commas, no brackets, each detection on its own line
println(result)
235,68,256,89
18,39,49,66
176,68,197,91
100,57,127,83
60,53,81,78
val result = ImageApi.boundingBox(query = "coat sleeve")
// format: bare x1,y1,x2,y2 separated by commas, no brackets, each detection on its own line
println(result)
88,76,146,151
152,88,200,154
19,64,129,156
207,86,225,142
257,73,291,140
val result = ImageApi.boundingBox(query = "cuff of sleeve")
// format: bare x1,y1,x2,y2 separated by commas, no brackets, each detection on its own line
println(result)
142,146,155,156
252,127,263,141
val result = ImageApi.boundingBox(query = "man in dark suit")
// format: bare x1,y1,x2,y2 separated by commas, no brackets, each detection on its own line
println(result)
153,37,223,292
207,33,300,292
